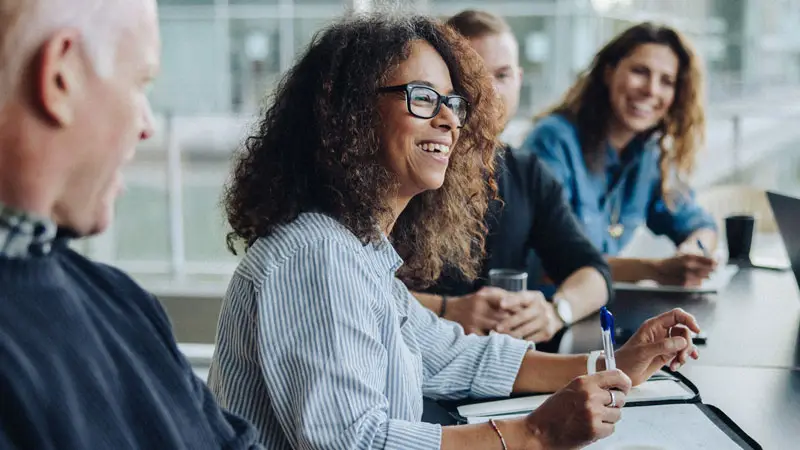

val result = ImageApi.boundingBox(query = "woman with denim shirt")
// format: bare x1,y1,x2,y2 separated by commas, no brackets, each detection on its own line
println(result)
521,23,718,287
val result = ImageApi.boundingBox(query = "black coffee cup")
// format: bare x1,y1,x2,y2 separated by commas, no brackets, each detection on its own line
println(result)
726,215,755,263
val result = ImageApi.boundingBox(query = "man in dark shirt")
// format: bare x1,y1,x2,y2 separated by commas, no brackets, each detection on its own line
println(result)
0,0,260,448
411,10,611,343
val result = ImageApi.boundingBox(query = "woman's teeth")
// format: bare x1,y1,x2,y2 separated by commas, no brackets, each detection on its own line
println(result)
418,143,451,154
631,102,654,115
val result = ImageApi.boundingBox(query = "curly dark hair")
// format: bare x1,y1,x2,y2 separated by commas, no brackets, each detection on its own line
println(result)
224,13,502,289
537,22,705,199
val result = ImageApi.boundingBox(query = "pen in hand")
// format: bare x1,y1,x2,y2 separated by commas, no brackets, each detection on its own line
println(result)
696,239,710,258
600,307,616,371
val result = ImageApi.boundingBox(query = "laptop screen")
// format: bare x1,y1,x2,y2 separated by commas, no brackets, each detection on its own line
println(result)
766,191,800,288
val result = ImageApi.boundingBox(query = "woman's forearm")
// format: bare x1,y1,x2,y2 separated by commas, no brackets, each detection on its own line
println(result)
411,291,445,315
606,256,658,283
442,419,540,450
553,266,608,323
512,351,589,394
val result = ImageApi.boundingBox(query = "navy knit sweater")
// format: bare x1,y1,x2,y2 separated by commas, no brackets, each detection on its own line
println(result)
0,236,261,449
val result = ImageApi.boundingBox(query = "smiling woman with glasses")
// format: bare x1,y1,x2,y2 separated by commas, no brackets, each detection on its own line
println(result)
209,12,702,450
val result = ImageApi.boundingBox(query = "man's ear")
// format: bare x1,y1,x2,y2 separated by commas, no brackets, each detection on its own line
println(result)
35,29,84,126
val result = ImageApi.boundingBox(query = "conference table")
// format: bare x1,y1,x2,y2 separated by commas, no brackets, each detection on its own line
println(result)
559,265,800,450
427,257,800,449
674,365,799,450
564,266,800,367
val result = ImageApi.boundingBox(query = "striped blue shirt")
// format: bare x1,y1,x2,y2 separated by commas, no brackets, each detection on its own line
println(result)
208,212,532,449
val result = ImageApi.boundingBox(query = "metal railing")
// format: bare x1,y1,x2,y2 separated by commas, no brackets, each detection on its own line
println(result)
79,92,800,292
75,0,800,290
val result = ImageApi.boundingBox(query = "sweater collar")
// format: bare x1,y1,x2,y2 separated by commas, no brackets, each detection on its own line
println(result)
0,202,58,258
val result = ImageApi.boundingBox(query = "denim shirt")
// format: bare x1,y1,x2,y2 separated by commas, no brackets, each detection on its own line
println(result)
520,114,716,256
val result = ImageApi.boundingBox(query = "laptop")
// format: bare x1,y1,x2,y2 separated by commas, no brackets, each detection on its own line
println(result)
766,191,800,287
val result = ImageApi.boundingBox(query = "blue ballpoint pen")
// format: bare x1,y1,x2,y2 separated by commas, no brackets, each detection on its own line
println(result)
600,307,616,371
697,239,710,257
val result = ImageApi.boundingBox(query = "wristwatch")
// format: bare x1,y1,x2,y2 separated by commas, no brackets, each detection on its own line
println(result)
553,297,574,326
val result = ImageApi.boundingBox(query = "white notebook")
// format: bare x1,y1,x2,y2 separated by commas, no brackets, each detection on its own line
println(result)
458,378,694,424
585,403,742,449
613,264,739,294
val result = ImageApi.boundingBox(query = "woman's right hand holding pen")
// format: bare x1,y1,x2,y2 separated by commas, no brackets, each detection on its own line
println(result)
520,370,632,449
651,253,717,287
462,308,701,450
521,308,699,449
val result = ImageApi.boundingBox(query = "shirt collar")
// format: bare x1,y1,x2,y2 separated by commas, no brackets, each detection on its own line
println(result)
605,144,621,170
606,135,649,171
375,234,404,274
0,202,58,258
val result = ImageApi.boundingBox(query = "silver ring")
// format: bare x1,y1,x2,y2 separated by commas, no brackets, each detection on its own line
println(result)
608,390,617,408
668,327,673,338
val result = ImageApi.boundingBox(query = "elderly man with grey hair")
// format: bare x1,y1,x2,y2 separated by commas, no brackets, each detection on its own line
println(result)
0,0,260,448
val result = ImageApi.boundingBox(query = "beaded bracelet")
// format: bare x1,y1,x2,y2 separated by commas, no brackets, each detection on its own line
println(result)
488,419,508,450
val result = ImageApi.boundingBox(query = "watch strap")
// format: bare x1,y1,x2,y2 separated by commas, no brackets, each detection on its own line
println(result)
554,297,573,326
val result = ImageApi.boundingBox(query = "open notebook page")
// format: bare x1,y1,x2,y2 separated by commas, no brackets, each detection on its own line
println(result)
586,403,742,449
467,403,743,449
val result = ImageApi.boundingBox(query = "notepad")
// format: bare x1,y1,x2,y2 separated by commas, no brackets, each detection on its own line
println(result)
458,378,694,423
613,264,739,294
585,403,743,449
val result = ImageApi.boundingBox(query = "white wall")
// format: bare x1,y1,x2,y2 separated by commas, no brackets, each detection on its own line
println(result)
151,18,232,114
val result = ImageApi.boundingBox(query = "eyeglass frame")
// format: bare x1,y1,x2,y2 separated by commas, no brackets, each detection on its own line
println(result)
376,83,470,128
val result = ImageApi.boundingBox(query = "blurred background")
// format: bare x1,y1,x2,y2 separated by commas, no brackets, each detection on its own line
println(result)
73,0,800,345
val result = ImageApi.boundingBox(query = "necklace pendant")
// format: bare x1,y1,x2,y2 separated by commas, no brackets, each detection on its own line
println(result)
608,223,624,239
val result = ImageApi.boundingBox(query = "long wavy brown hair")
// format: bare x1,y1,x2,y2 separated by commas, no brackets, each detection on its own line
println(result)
224,14,502,289
537,22,705,197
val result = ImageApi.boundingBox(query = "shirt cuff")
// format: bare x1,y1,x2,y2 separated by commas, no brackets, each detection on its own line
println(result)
470,334,534,398
380,420,442,450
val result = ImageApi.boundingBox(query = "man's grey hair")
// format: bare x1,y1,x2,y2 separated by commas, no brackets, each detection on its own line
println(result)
0,0,131,106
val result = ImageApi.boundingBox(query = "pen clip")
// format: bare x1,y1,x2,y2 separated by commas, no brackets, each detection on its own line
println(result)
609,314,615,346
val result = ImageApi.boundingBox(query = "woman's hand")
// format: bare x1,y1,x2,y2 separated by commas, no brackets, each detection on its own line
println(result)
651,254,716,286
616,308,701,386
523,370,631,449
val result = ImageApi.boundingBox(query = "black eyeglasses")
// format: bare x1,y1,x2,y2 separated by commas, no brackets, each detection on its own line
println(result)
377,83,470,128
